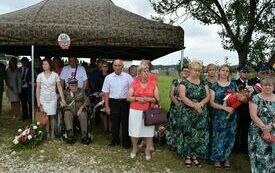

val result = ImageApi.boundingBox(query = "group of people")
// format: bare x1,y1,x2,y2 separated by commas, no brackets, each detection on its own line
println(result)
0,56,274,172
165,62,274,172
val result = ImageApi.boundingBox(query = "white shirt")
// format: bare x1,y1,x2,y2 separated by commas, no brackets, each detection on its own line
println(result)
102,72,133,99
60,65,88,88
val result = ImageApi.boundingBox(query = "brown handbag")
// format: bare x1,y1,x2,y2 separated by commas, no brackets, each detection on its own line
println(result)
143,101,167,126
35,108,48,126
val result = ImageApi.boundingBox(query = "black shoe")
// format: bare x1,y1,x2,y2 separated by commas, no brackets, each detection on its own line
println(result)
109,141,119,147
81,137,92,145
66,130,76,144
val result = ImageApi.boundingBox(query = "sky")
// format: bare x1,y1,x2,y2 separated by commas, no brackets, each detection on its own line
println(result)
0,0,239,65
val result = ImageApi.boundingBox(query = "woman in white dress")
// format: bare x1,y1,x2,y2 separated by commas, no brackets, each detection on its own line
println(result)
36,59,65,138
6,57,21,120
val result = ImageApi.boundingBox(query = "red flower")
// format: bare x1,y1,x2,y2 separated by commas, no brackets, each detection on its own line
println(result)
21,136,27,142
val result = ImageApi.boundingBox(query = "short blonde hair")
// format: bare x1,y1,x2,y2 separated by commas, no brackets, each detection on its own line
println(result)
137,63,149,75
188,61,202,70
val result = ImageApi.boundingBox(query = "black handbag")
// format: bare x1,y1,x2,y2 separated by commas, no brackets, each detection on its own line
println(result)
143,101,167,126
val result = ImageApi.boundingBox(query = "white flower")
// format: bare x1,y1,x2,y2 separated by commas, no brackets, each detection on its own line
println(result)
18,129,22,132
27,135,32,140
37,122,40,125
13,138,19,145
33,125,37,130
38,131,42,134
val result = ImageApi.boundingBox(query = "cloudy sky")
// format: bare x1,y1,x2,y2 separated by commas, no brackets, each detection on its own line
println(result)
0,0,239,65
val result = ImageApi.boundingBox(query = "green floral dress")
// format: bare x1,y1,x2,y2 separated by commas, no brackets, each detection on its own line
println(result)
166,79,183,148
176,79,209,159
210,82,238,161
248,94,275,173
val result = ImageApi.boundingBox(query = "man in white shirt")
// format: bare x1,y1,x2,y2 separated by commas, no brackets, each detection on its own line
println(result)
102,59,133,148
60,57,88,90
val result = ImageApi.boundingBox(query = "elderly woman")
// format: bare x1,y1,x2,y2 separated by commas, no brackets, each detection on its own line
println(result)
177,61,210,168
127,63,160,160
248,77,275,173
166,65,189,151
210,64,238,169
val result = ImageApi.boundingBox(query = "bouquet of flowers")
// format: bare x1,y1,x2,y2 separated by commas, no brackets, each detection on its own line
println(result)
11,122,46,150
223,88,250,119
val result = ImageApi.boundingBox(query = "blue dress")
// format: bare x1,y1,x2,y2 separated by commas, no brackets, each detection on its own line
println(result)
210,82,238,161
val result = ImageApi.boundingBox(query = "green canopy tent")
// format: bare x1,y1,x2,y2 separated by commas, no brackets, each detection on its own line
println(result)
0,0,184,59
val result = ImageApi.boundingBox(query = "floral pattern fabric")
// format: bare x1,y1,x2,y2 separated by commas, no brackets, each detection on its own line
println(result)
176,79,209,159
210,82,238,161
166,79,183,148
248,94,275,173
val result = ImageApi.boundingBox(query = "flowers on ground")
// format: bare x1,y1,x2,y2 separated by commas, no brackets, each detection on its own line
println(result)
11,122,46,150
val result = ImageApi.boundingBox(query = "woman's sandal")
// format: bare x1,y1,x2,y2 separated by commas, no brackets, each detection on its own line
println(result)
192,157,202,168
224,160,231,169
214,161,222,169
184,157,192,168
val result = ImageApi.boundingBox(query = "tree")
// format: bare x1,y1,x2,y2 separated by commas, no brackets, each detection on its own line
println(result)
149,0,274,66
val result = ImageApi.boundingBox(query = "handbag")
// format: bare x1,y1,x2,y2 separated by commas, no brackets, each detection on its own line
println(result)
143,101,167,126
35,108,48,126
260,132,275,143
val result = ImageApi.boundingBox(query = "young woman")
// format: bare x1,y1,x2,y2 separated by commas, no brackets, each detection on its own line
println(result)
210,64,238,169
36,59,65,138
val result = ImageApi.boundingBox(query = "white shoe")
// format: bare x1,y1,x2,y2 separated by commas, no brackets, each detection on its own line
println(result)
130,152,136,159
145,155,151,160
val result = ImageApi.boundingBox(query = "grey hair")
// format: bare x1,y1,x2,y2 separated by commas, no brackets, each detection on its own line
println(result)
261,77,274,86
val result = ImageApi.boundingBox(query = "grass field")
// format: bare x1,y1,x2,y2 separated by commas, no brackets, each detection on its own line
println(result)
0,75,251,172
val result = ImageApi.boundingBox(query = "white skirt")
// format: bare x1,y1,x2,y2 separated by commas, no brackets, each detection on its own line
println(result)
129,109,154,137
40,100,57,116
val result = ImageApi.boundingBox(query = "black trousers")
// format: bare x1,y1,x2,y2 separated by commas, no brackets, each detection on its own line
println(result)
20,87,31,120
109,98,130,146
235,104,251,153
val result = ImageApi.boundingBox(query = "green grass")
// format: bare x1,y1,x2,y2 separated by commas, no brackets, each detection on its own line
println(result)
0,76,251,172
158,75,175,111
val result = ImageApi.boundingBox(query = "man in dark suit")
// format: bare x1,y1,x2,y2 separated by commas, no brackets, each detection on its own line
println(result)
234,65,253,153
0,62,6,115
251,64,270,85
20,57,31,120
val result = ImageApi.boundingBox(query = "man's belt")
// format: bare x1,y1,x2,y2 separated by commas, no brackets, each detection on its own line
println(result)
109,98,127,102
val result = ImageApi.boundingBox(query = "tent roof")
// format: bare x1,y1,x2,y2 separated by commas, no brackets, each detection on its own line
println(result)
0,0,184,60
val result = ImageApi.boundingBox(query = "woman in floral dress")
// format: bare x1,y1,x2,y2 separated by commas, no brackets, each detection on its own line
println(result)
166,65,189,150
210,64,238,169
177,61,210,168
248,77,275,173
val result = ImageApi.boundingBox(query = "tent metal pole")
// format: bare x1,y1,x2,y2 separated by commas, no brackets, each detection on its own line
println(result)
31,45,35,122
181,49,184,68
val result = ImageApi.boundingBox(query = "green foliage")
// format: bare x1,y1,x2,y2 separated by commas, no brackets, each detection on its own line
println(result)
150,0,274,66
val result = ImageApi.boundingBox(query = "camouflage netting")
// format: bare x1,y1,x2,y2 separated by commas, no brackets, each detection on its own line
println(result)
0,0,184,60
